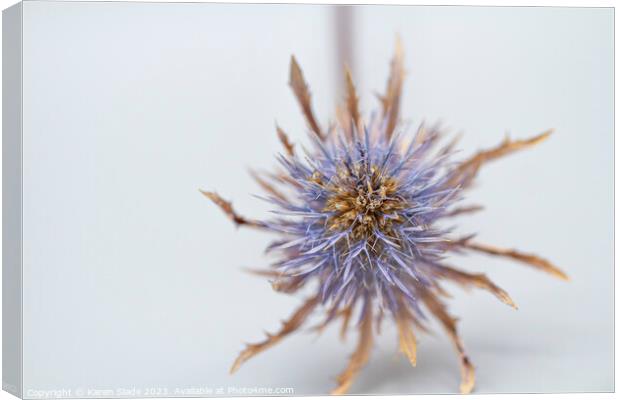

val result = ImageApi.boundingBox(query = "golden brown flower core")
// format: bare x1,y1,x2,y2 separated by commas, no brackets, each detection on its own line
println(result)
318,164,405,240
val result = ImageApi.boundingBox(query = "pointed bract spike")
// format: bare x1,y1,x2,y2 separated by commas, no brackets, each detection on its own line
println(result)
275,124,295,156
396,309,417,366
442,205,485,218
438,132,464,157
340,305,353,341
459,240,568,281
289,56,325,141
447,129,554,189
344,65,361,136
199,190,266,229
431,263,518,309
241,267,282,278
382,37,405,140
270,275,304,294
248,168,289,202
312,303,354,337
418,286,476,394
229,296,319,374
331,305,373,395
460,359,476,395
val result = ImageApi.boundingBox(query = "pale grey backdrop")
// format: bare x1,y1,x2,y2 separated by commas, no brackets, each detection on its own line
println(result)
17,2,612,396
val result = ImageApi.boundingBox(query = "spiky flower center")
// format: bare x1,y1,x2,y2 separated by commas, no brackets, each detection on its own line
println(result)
321,164,406,240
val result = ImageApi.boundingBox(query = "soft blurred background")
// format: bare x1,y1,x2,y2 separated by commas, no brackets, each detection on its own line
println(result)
20,2,612,395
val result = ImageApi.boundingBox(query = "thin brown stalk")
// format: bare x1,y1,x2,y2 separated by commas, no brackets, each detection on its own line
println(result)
459,241,568,281
289,56,325,140
200,190,265,229
447,130,552,188
230,295,320,374
276,124,295,156
419,287,475,394
331,305,373,395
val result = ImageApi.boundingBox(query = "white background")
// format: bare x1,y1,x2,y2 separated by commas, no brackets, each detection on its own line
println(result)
0,1,616,399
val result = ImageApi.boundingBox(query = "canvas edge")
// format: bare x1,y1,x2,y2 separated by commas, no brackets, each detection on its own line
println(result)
3,1,23,398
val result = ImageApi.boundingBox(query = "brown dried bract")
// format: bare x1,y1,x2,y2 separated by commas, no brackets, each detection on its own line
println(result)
242,268,302,293
276,124,295,156
396,306,417,366
419,287,475,394
249,169,289,202
442,205,484,218
271,171,303,189
230,295,320,374
339,305,354,341
289,56,325,141
199,190,265,229
432,263,517,309
331,305,374,395
379,38,405,140
312,302,355,337
344,66,361,137
448,130,553,188
461,240,569,281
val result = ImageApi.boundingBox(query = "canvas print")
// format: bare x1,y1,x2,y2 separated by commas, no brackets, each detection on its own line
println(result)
2,2,613,398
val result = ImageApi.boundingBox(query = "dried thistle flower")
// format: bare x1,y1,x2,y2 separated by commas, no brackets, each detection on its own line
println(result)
202,39,566,395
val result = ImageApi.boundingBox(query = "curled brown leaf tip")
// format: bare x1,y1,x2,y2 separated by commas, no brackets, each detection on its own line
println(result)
331,306,373,395
461,240,569,281
381,37,405,140
289,56,325,141
230,296,320,374
449,129,553,188
200,190,265,229
276,124,295,156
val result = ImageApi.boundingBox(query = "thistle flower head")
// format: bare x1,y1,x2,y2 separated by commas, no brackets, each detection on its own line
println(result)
202,41,566,395
267,121,460,316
